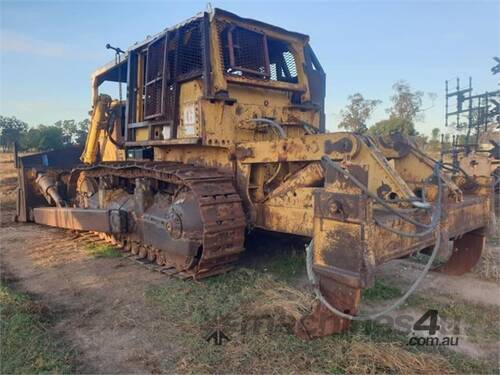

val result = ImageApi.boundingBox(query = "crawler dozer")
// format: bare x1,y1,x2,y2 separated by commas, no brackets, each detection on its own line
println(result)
15,9,494,339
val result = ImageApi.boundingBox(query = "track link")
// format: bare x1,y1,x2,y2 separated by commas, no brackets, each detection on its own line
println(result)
74,231,234,280
69,161,246,279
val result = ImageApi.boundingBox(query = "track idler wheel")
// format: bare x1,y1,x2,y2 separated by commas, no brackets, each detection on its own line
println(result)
294,279,361,339
435,229,485,276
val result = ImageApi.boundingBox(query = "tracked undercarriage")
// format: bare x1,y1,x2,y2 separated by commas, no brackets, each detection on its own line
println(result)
15,8,495,339
35,162,246,279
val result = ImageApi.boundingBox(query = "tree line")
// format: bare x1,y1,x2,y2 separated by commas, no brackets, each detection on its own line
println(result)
0,80,441,152
0,117,89,152
337,80,441,148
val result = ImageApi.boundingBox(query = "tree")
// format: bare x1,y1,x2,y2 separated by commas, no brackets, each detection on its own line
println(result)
75,119,89,145
54,120,77,145
431,127,440,142
0,116,28,151
369,81,428,136
338,93,381,133
428,127,441,152
0,116,88,152
21,127,43,151
387,80,424,123
38,125,64,150
369,117,417,136
54,119,89,145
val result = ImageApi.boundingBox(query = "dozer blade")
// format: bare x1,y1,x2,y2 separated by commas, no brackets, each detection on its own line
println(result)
435,229,485,276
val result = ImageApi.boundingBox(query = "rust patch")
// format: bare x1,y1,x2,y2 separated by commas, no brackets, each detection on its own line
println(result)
436,229,485,276
324,137,353,155
377,133,411,158
324,164,368,190
322,230,363,271
235,105,244,116
234,146,254,159
314,191,366,222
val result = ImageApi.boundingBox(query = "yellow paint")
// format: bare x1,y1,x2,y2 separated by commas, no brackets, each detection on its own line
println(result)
178,81,202,139
82,11,493,297
81,94,111,164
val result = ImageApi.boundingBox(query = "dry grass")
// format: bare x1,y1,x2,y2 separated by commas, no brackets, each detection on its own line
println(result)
248,280,314,321
474,233,500,281
148,268,489,374
475,247,500,281
0,153,19,225
345,339,454,374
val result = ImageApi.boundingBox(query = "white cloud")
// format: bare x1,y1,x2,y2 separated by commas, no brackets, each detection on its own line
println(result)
0,30,69,58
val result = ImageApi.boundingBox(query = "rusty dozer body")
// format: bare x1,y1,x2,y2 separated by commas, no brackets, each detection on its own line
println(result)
15,9,494,339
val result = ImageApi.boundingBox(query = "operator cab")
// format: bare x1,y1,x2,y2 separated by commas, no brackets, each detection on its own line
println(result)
91,8,325,148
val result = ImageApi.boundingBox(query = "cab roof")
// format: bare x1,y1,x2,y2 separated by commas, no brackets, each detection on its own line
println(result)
91,8,310,84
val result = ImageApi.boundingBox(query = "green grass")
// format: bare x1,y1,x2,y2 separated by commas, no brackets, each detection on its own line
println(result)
261,250,305,281
146,267,491,374
486,232,499,247
85,243,122,258
362,280,402,301
0,284,74,374
407,294,500,342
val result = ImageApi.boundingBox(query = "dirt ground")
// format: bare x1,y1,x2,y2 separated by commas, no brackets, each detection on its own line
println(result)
1,152,499,373
0,154,184,373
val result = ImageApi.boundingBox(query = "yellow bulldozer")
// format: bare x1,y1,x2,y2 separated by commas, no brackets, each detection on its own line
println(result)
15,9,495,339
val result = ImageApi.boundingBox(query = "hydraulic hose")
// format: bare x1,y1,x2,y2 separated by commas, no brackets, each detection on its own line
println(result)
374,162,443,238
105,109,124,148
321,156,437,229
306,157,444,320
248,118,287,139
306,230,441,321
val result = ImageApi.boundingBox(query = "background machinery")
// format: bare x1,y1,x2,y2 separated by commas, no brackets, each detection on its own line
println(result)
15,9,494,339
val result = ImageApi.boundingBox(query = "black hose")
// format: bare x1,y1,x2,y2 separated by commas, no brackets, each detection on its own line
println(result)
321,156,437,229
306,158,444,321
248,118,287,139
374,162,442,238
105,109,124,148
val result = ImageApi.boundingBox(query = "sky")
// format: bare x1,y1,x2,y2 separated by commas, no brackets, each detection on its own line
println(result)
0,0,499,136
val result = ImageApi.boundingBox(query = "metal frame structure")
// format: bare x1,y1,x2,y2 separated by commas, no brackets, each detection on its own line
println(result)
445,58,500,153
